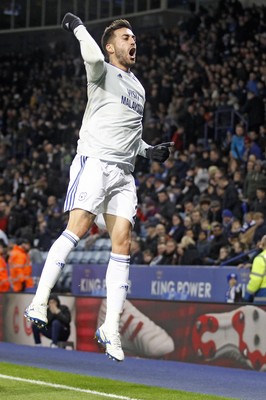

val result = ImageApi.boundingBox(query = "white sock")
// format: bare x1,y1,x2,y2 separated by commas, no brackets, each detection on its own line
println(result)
33,230,79,305
104,252,130,332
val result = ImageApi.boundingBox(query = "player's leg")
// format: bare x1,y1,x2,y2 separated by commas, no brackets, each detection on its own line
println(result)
25,209,94,326
105,213,131,324
95,168,137,361
95,214,131,362
25,155,100,327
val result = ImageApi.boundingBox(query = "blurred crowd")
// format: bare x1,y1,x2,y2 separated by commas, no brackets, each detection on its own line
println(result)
1,0,266,291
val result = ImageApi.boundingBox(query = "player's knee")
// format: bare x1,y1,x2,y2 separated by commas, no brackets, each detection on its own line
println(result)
113,235,131,254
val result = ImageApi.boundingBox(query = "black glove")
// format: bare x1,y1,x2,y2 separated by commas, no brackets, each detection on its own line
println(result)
61,12,83,32
145,142,174,163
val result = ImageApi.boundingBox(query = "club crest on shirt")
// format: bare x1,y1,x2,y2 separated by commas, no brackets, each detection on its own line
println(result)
79,192,87,201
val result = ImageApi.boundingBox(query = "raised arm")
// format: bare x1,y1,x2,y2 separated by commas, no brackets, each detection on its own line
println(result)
61,12,105,82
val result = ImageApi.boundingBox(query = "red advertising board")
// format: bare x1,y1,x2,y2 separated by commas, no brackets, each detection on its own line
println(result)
76,298,266,371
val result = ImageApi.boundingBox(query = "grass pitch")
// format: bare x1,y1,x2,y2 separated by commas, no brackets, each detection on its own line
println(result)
0,362,237,400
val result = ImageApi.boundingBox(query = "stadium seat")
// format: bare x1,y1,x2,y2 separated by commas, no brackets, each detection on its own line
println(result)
92,238,105,250
98,250,110,264
41,251,49,262
101,238,112,250
80,251,94,264
89,251,103,264
76,239,87,251
69,251,84,264
53,263,73,293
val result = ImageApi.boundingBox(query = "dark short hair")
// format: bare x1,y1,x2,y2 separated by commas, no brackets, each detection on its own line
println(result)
49,293,60,307
101,19,132,58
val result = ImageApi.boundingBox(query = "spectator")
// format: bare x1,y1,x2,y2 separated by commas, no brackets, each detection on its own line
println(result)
44,195,61,220
208,200,222,223
143,219,159,255
229,240,250,267
230,219,243,237
181,175,200,206
218,175,242,220
250,187,266,217
225,273,243,303
241,90,265,133
199,196,211,219
137,174,157,203
244,235,266,302
209,149,227,171
197,230,210,258
205,222,229,264
178,236,202,266
0,243,10,292
8,238,34,292
0,200,11,233
154,176,166,195
191,209,202,241
155,222,168,244
252,212,266,246
159,238,178,265
130,238,144,265
150,242,166,266
8,196,36,239
230,124,246,162
221,209,234,235
243,159,266,203
241,211,256,233
155,189,176,223
215,246,232,266
244,131,264,161
31,293,71,347
183,215,193,234
47,207,65,240
34,218,53,251
0,228,8,247
182,200,194,218
142,249,154,265
194,161,209,193
167,213,185,243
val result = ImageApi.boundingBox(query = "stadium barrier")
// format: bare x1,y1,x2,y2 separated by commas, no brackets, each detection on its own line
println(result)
1,293,266,372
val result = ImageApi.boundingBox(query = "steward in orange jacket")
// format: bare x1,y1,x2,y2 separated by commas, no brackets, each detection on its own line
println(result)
8,239,34,292
0,245,10,292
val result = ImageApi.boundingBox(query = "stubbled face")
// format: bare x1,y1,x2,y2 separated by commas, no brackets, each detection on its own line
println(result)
107,27,136,71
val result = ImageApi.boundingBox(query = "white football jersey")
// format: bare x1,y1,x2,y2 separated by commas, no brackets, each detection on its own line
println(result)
74,26,148,172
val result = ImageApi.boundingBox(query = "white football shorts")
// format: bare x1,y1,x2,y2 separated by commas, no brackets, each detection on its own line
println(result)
64,155,137,226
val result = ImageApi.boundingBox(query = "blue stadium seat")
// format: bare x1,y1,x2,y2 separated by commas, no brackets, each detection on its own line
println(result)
101,238,112,250
92,238,105,250
98,250,110,264
76,239,87,251
80,251,94,264
89,251,103,264
69,251,84,264
41,251,49,262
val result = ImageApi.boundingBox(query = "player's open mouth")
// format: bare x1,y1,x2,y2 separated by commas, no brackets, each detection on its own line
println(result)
129,47,136,58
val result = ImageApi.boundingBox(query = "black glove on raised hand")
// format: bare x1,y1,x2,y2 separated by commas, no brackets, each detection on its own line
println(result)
61,12,83,32
145,142,174,163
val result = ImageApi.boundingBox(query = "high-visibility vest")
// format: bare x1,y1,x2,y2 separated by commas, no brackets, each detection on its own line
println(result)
8,245,34,292
0,256,10,292
246,249,266,296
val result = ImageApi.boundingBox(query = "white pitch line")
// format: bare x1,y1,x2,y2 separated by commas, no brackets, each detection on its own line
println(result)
0,374,141,400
